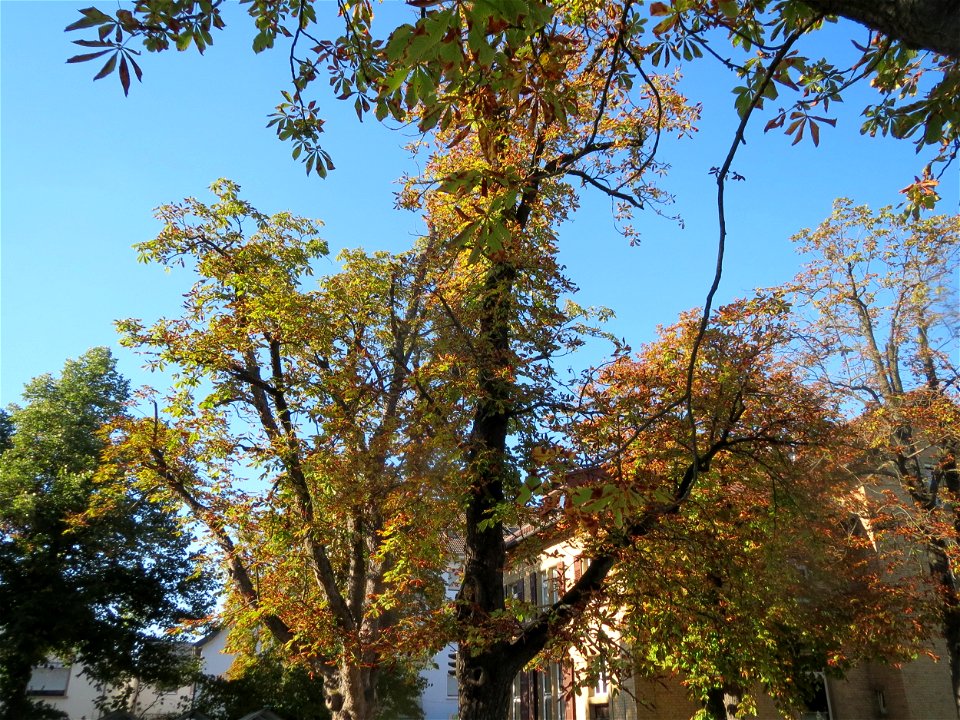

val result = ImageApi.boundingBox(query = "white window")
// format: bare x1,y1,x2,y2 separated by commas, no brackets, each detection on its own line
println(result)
541,567,558,606
592,667,609,698
541,669,554,720
27,660,70,696
511,674,522,720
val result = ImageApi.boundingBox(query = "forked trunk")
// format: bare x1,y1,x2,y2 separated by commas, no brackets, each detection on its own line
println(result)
325,664,380,720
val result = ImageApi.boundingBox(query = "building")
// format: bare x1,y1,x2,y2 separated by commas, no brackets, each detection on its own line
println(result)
501,532,957,720
25,631,235,720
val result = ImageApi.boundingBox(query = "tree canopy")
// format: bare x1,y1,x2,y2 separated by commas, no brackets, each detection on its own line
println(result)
67,0,957,220
108,179,956,720
58,2,960,719
0,348,214,720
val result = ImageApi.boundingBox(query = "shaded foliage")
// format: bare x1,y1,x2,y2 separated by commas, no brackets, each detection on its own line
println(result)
0,349,214,720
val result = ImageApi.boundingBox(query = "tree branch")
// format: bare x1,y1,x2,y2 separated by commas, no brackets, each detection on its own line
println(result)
801,0,960,58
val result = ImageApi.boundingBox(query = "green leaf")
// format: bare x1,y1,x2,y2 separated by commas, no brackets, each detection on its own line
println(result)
517,485,532,505
385,24,415,62
177,31,193,52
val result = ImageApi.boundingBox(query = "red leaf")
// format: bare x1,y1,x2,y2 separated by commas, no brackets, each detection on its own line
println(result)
119,55,131,96
129,55,143,82
93,52,118,80
72,39,112,48
67,49,111,64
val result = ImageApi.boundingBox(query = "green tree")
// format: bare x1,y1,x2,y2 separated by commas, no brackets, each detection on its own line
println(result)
192,647,331,720
0,348,213,720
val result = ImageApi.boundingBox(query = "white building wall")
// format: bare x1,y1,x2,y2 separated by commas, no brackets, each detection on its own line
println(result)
196,628,236,678
419,644,459,720
28,662,105,720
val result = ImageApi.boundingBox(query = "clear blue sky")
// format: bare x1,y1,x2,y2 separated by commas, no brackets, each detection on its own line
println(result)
2,1,956,405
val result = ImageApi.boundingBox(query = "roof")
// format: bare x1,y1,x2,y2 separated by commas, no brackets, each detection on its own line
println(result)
194,626,226,647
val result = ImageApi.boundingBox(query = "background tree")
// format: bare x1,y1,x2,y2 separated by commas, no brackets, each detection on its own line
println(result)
786,201,960,708
0,348,213,720
192,641,424,720
562,298,934,719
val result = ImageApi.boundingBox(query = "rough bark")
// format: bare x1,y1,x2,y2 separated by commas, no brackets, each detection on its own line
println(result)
326,664,380,720
939,447,960,714
801,0,960,58
457,259,522,720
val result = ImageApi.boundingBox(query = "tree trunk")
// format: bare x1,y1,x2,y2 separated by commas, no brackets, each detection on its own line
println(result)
943,600,960,717
704,685,743,720
458,649,517,720
456,258,521,720
942,449,960,715
325,664,380,720
801,0,960,58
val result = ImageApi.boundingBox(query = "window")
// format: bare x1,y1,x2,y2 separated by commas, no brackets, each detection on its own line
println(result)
800,673,832,720
592,667,609,698
541,669,554,720
512,674,523,720
27,661,70,696
541,567,559,607
589,703,609,720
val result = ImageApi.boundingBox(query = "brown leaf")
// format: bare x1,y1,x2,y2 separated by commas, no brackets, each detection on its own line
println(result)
119,55,131,96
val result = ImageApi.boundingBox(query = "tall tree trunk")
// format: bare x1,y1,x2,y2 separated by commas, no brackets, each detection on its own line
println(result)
456,259,523,720
457,650,517,720
941,449,960,715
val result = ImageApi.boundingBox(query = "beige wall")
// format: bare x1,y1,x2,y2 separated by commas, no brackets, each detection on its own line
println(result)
507,535,958,720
